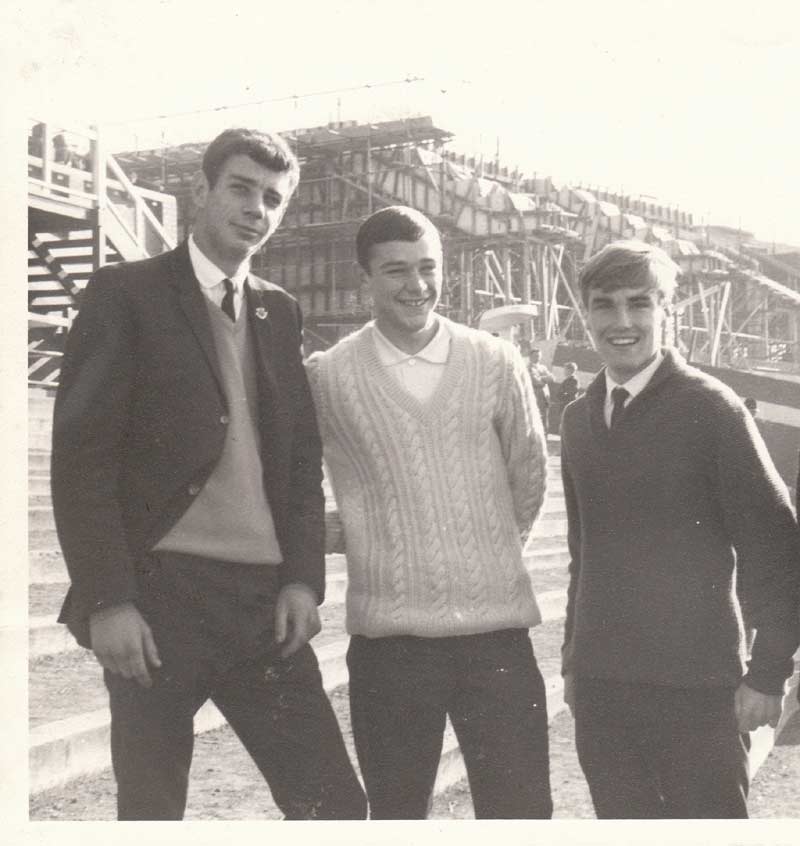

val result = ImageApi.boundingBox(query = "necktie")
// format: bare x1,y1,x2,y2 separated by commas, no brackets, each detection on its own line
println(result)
610,386,629,429
221,278,236,321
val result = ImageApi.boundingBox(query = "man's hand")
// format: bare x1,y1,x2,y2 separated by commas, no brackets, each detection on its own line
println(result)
89,602,161,688
275,583,321,658
564,672,576,718
734,681,783,733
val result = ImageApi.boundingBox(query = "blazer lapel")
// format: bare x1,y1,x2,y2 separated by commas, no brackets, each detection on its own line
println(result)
586,368,609,441
245,281,280,408
168,242,225,395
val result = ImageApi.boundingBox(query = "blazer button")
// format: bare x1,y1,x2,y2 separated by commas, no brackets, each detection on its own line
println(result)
188,483,201,496
220,414,230,425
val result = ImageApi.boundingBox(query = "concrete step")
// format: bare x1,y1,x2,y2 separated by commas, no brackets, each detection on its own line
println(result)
29,414,54,432
28,548,570,657
546,435,561,456
29,506,56,531
29,476,51,496
29,596,569,794
29,432,53,451
30,528,60,552
28,451,52,473
28,570,351,658
29,508,344,552
28,540,569,593
29,637,351,794
29,549,69,585
28,494,567,537
529,516,567,540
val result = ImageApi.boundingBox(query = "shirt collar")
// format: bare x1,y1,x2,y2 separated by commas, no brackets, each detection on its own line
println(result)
372,319,451,366
605,349,664,401
188,234,249,291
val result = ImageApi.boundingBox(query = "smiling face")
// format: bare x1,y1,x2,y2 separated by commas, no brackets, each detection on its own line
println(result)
191,153,293,276
363,232,443,353
586,285,668,383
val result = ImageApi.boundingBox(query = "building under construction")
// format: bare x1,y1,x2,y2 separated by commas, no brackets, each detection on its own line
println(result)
29,114,800,370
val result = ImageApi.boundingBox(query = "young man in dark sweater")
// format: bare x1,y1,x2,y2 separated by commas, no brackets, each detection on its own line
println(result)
560,240,800,818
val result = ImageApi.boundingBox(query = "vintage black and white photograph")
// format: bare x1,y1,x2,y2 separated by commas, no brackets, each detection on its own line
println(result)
4,0,799,841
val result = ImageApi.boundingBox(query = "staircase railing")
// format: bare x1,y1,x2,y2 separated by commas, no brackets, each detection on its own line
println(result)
28,119,178,388
28,118,175,263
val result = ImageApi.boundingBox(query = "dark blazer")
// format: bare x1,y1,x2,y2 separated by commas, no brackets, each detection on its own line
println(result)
52,241,326,648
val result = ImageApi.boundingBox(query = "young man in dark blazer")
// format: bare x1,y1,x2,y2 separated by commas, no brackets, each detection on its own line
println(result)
51,128,365,820
560,240,800,818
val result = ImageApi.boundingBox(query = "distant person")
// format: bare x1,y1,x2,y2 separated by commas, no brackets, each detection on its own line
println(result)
51,127,365,820
559,362,580,406
308,206,553,819
743,396,758,418
28,122,45,158
560,240,800,818
52,132,75,167
528,347,555,429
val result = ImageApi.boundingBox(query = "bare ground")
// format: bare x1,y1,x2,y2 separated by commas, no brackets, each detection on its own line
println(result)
29,649,799,820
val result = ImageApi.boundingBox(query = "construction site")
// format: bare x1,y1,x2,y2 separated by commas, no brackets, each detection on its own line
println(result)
29,114,800,367
25,113,800,819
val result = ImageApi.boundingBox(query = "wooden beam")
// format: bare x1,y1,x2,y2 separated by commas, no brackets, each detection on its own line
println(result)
710,282,731,366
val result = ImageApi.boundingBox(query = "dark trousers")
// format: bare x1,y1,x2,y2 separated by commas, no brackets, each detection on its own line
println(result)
105,552,366,820
347,628,552,819
574,676,749,819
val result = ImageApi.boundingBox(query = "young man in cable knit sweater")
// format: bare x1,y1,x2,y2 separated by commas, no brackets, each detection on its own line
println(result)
561,240,800,818
307,206,552,819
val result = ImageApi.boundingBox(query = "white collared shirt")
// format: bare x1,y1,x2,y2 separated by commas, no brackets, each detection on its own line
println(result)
372,320,451,402
603,350,664,427
188,234,249,319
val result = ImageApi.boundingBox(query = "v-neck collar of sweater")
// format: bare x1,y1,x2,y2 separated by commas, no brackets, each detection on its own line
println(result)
358,319,466,420
587,347,683,439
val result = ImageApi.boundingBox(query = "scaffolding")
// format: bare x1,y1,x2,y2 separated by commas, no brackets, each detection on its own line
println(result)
97,115,800,368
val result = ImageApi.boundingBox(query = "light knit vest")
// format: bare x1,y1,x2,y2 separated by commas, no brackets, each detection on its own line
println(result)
155,296,282,564
310,319,547,638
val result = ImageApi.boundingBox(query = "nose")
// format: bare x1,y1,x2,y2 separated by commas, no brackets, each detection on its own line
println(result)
404,269,426,294
614,303,633,327
243,196,266,220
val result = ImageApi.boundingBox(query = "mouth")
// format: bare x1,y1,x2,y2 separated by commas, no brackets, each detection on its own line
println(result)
233,224,264,240
396,295,431,308
607,337,639,347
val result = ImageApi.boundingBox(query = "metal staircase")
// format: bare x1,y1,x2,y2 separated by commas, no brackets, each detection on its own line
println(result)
27,119,178,387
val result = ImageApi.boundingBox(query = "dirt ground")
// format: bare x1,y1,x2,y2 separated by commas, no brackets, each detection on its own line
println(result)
29,682,800,821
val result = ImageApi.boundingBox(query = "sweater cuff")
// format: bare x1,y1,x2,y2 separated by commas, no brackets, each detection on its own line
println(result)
743,657,795,696
746,621,800,695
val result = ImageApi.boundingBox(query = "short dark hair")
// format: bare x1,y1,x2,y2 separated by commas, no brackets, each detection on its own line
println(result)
356,205,441,271
579,240,679,307
202,128,300,191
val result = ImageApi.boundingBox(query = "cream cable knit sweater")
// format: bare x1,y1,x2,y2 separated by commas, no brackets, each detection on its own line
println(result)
308,319,547,638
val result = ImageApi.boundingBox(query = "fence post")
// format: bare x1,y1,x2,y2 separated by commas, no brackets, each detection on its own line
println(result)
91,125,106,269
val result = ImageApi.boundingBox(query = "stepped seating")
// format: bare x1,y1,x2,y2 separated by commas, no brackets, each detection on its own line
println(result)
28,391,798,815
28,231,123,315
28,391,570,805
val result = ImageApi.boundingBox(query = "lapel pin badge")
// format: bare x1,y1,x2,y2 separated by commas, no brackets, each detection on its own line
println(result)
255,307,269,320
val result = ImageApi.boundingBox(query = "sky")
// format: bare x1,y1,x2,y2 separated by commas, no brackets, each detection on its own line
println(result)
6,0,800,245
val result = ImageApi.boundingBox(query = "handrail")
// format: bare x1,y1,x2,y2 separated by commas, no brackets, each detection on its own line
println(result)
105,154,175,252
28,119,176,258
28,176,97,203
105,197,142,253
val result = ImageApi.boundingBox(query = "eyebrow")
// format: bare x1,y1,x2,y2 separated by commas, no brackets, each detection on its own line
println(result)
227,173,283,203
377,260,411,271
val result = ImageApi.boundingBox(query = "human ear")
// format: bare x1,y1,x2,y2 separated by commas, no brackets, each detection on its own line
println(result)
191,170,210,209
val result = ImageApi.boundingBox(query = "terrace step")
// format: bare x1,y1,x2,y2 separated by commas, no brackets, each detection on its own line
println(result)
29,548,570,657
29,594,570,793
